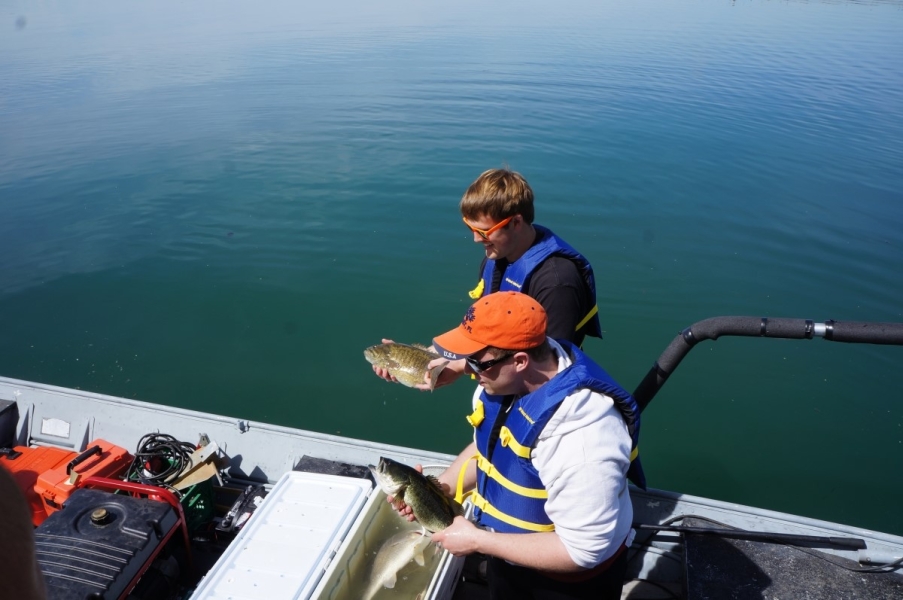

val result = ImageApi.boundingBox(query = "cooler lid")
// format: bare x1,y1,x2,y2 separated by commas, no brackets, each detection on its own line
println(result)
189,471,373,600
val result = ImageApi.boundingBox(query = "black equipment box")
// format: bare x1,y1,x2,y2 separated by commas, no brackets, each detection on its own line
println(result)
0,398,17,449
35,487,179,599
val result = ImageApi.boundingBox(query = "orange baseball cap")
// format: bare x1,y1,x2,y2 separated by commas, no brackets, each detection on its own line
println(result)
432,292,547,360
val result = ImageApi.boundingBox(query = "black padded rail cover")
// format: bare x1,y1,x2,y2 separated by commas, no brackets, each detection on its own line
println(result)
294,454,373,480
683,518,903,599
35,487,178,599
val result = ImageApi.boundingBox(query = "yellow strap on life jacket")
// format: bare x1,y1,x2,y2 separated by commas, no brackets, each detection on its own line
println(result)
468,490,556,532
574,303,599,332
498,426,532,459
468,279,485,299
455,454,479,504
631,445,639,462
466,401,485,427
475,453,547,499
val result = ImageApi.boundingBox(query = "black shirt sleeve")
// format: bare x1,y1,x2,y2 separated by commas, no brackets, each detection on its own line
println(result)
527,256,594,346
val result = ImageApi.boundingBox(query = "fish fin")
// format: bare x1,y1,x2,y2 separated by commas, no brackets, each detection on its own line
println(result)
391,495,407,511
440,492,465,518
427,360,448,391
382,572,397,589
414,536,433,567
429,480,465,517
412,343,440,356
424,474,445,493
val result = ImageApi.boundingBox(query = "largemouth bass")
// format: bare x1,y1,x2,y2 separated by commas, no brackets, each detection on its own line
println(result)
361,530,433,600
368,457,464,533
363,343,448,390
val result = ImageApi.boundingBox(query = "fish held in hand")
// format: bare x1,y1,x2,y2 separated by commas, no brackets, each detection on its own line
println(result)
361,530,433,600
368,457,464,533
364,343,448,390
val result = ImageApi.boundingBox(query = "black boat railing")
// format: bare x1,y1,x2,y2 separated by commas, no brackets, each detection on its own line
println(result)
632,317,903,412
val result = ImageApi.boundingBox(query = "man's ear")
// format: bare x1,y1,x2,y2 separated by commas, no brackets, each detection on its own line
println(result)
513,351,529,372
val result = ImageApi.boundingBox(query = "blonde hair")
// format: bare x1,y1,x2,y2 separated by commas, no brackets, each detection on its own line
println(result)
460,168,535,223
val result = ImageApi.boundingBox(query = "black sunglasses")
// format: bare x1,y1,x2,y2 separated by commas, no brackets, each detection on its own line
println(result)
466,353,514,374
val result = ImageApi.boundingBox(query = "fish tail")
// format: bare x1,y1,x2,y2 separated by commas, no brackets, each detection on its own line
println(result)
427,360,449,391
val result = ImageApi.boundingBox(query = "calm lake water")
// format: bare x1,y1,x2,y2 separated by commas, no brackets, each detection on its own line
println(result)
2,0,902,535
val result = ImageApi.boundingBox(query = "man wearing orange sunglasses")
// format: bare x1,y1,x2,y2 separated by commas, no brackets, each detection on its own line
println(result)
373,168,602,391
457,169,600,351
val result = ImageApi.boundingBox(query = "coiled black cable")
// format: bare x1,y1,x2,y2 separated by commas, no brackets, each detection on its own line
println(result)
125,433,196,490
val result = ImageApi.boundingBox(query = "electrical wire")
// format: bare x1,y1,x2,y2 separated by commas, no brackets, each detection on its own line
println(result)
125,433,196,493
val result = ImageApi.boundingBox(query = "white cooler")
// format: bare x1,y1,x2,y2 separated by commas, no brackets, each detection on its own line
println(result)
189,469,466,600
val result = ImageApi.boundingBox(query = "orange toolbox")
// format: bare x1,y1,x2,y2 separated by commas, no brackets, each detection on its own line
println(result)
0,445,76,525
35,439,133,516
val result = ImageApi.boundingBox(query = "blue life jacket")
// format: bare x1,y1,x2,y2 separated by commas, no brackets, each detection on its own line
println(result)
472,225,602,339
467,341,646,534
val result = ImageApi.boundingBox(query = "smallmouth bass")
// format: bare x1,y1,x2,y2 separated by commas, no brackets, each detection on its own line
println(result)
364,343,447,390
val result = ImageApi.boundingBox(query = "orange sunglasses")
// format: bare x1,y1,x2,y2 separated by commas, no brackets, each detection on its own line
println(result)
463,215,514,240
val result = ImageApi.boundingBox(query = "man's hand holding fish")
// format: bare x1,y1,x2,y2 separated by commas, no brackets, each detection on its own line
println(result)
428,515,480,555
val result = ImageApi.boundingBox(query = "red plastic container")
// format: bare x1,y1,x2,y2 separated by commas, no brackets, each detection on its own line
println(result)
0,445,76,525
35,438,133,516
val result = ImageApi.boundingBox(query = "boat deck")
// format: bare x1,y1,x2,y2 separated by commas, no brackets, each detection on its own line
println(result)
683,517,903,600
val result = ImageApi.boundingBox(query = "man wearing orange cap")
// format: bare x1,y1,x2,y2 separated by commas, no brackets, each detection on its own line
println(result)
421,291,645,600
